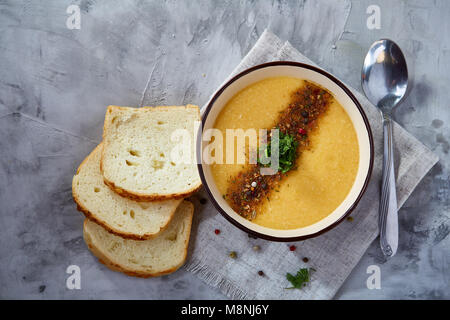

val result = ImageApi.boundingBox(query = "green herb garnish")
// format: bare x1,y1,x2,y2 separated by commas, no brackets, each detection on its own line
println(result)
285,268,315,290
258,131,298,174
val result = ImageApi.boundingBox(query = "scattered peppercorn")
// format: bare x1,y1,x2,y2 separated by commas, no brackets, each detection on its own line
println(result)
214,229,220,235
289,245,297,251
302,257,309,263
253,245,261,252
258,270,265,276
347,216,354,222
229,251,237,259
199,198,207,204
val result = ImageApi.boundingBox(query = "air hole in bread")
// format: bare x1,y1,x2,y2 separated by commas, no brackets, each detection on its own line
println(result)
165,232,177,241
170,161,176,166
139,203,150,210
109,242,120,252
151,160,164,170
126,160,139,166
111,116,118,124
130,210,135,219
157,121,165,125
123,210,127,215
129,149,141,157
94,187,100,193
160,153,165,158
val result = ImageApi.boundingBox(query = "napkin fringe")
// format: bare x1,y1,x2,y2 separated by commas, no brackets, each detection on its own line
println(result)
184,258,250,300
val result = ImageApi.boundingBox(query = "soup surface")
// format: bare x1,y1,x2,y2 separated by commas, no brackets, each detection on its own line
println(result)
210,76,359,229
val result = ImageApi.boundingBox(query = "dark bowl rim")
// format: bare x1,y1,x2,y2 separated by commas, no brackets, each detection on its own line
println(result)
196,61,374,242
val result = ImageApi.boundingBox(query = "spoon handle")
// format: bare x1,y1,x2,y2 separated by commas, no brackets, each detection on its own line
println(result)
379,114,398,258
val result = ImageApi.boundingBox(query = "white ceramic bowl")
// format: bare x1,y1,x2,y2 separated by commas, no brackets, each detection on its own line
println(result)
197,62,374,241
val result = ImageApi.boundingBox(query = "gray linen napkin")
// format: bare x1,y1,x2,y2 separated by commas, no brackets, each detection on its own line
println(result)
185,30,439,300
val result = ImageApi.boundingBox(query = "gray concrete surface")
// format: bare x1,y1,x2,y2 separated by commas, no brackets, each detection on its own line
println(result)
0,0,448,299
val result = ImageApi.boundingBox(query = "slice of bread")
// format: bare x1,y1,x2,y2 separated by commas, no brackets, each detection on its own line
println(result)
100,105,202,201
83,200,194,278
73,144,182,240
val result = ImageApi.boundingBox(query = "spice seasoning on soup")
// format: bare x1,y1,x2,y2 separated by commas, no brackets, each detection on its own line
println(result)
224,82,332,220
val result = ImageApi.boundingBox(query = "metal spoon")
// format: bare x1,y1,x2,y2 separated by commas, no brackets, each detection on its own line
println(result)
361,39,408,258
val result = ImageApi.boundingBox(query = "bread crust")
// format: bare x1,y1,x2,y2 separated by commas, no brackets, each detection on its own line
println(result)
101,177,202,202
100,105,202,202
83,201,194,278
72,144,179,241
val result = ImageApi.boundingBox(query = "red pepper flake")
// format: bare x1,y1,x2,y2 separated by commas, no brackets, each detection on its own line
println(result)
214,229,221,235
298,128,306,135
258,270,265,276
289,245,297,251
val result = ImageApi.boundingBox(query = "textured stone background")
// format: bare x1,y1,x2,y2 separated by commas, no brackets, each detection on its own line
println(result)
0,0,448,299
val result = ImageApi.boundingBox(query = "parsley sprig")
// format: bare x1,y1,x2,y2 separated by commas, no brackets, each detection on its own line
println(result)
285,268,315,290
258,131,298,174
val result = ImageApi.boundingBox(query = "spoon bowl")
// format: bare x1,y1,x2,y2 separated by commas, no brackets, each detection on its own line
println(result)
362,39,408,112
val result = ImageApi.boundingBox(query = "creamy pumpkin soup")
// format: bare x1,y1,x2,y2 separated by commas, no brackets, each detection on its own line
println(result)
210,77,359,229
